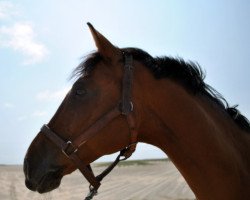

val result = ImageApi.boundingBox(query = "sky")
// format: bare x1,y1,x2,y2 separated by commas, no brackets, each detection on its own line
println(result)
0,0,250,164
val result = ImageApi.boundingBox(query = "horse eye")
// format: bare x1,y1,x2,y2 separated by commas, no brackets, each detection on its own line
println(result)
76,89,86,96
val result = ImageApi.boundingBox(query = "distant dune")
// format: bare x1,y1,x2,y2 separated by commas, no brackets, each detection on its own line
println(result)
0,159,195,200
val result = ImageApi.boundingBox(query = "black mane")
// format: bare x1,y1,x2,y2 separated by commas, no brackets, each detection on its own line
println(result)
73,48,250,132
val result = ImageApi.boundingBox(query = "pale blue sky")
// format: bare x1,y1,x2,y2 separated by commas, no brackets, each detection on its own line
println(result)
0,0,250,164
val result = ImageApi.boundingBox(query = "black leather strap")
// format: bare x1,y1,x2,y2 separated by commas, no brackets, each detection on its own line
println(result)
121,53,134,115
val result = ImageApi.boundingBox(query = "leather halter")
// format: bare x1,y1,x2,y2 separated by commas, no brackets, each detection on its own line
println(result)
41,53,138,199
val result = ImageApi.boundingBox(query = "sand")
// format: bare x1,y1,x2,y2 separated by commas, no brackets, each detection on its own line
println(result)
0,160,195,200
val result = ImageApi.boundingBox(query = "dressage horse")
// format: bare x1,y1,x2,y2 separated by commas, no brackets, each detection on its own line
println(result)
24,23,250,200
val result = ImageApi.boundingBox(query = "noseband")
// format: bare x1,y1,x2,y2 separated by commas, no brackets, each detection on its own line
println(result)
41,53,138,199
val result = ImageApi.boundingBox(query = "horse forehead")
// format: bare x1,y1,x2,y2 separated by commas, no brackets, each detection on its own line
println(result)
91,61,122,81
73,71,114,90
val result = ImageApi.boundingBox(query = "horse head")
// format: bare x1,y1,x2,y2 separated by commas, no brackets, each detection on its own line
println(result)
24,23,142,194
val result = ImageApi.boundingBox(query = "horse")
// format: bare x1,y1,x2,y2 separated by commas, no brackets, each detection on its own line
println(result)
24,23,250,200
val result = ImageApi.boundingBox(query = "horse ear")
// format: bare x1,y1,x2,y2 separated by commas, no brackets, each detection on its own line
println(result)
87,22,121,61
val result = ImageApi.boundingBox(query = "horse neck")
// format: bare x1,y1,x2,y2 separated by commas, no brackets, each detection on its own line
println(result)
134,67,250,199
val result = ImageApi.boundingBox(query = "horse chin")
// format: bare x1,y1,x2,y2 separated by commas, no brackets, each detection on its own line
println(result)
36,171,63,193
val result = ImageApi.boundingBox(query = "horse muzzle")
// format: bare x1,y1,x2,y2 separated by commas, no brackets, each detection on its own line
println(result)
24,157,63,193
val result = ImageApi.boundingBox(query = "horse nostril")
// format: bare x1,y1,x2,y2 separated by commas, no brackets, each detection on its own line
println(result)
25,179,37,191
24,157,38,191
23,157,30,179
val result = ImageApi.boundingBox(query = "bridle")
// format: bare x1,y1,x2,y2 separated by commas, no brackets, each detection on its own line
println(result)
41,52,138,199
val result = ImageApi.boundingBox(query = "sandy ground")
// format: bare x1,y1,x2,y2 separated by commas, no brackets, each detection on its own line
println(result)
0,160,195,200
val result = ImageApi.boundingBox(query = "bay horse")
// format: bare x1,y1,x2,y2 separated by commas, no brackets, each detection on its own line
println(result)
24,23,250,200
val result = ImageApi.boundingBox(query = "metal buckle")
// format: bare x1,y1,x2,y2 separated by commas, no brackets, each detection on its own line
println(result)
119,142,137,160
127,142,137,148
120,101,134,115
85,185,98,200
62,141,78,158
129,101,134,112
